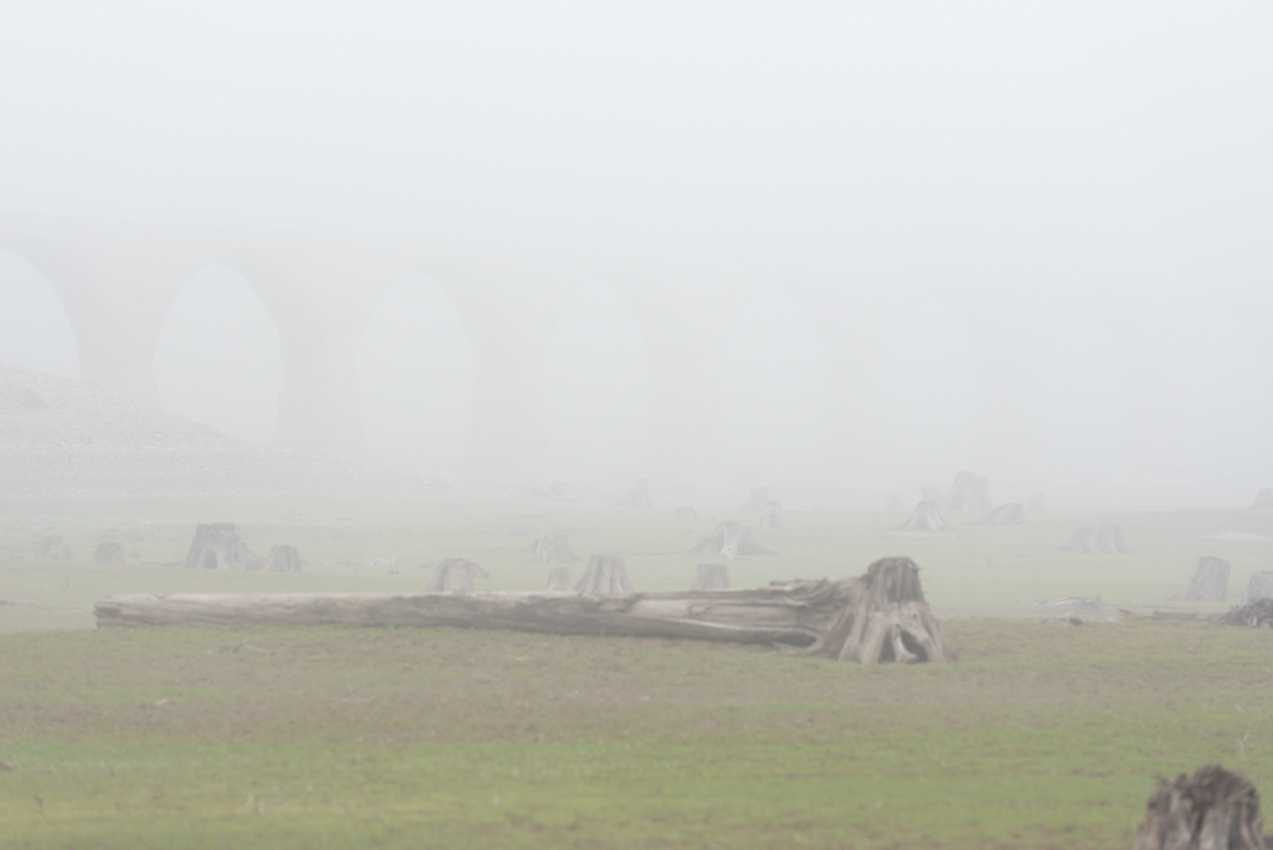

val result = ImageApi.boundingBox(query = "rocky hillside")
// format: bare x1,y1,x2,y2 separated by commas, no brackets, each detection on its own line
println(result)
0,364,505,502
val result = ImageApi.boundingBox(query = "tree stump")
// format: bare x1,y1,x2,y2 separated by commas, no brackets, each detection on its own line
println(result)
689,521,778,558
544,567,572,592
34,535,70,560
181,524,264,571
573,552,636,593
945,470,991,512
265,545,304,573
760,501,785,528
1252,489,1273,512
1026,489,1046,513
974,503,1025,525
885,494,906,512
1133,765,1268,850
1170,556,1231,602
94,541,126,565
675,506,697,523
690,563,730,591
1220,598,1273,629
921,485,944,505
743,487,772,511
522,533,579,564
794,556,955,664
1241,572,1273,606
616,479,653,509
1062,527,1101,553
424,558,490,593
892,501,954,534
1097,524,1130,553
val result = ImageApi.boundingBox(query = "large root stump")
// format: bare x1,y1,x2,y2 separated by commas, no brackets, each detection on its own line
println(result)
574,552,636,593
794,556,955,664
182,523,264,571
1171,557,1231,602
1133,765,1268,850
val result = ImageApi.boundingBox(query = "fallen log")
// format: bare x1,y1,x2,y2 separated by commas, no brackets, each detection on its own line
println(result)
94,557,956,665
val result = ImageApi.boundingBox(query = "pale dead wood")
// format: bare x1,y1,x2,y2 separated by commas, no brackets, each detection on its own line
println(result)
1170,557,1231,602
1133,765,1268,850
265,545,304,573
182,523,264,571
522,533,579,564
689,521,778,558
423,559,490,593
690,563,730,591
574,552,635,593
94,541,126,565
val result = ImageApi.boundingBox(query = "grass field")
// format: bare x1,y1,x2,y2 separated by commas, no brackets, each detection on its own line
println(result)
2,502,1272,848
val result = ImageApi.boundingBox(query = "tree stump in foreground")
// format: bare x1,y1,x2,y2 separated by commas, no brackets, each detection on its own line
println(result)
616,479,653,509
1252,489,1273,511
1170,556,1231,602
893,501,953,534
424,559,490,593
1219,598,1273,629
544,567,572,592
574,552,635,593
1241,572,1273,606
523,533,579,563
945,470,991,512
760,501,785,528
689,521,778,558
690,563,730,591
182,524,264,571
265,545,304,573
1132,765,1267,850
974,503,1025,525
793,556,955,664
1098,523,1130,553
94,541,126,565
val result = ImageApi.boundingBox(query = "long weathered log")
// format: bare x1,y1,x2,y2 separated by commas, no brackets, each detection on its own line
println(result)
94,580,857,646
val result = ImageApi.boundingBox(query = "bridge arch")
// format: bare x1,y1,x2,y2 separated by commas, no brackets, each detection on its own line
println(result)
153,262,284,445
718,285,829,485
354,272,475,471
542,280,652,483
0,248,79,378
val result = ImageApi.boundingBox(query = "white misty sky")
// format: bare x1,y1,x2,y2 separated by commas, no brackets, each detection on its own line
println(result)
0,2,1270,503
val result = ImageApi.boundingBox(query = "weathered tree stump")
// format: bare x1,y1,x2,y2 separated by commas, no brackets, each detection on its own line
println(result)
689,521,778,558
690,563,730,591
921,485,944,505
760,501,785,528
885,494,906,512
1241,571,1273,606
1251,489,1273,512
1220,598,1273,629
94,541,125,564
424,559,490,593
793,556,955,664
1026,489,1046,513
265,545,304,573
573,552,636,593
1062,526,1127,554
181,524,264,571
34,535,70,560
1097,524,1130,553
892,501,954,535
974,503,1025,525
945,470,990,512
616,479,653,509
523,533,579,564
94,541,126,565
675,506,697,522
1133,765,1268,850
1170,556,1231,602
544,567,572,592
743,487,772,511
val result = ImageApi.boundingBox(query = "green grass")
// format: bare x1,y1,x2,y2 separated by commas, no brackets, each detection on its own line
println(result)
3,618,1273,848
2,502,1273,847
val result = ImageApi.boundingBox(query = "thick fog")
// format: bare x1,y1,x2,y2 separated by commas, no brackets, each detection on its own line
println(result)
1,2,1271,507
